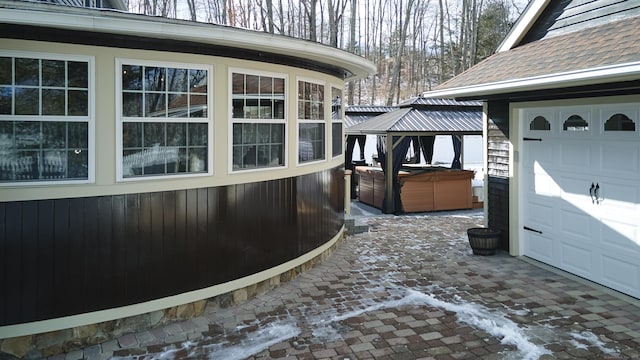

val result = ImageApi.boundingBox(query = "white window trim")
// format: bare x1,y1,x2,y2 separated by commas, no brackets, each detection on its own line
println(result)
115,58,214,182
330,84,344,159
227,67,288,174
0,51,95,186
296,77,327,166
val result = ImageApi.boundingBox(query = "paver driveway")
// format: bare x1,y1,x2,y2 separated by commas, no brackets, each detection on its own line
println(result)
74,209,640,360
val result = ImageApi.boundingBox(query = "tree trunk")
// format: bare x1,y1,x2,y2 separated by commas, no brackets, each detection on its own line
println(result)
386,0,414,106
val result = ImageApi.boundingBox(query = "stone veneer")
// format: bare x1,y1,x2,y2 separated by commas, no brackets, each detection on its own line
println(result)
0,234,344,359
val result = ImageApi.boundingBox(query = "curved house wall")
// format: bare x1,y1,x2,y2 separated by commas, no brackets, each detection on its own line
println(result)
0,37,348,335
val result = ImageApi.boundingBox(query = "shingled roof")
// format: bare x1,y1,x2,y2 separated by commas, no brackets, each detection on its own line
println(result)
426,14,640,98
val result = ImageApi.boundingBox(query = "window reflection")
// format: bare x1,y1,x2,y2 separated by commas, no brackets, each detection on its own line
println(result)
563,115,589,131
604,114,635,131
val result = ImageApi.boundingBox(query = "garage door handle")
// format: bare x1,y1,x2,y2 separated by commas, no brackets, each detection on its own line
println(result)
524,226,543,234
590,183,601,204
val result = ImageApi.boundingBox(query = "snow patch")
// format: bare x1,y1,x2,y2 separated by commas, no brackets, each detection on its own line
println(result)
570,331,618,355
206,319,300,360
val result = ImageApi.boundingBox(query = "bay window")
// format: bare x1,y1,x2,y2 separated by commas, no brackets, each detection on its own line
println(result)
117,60,211,179
0,53,92,184
331,87,343,157
231,70,286,171
298,79,325,163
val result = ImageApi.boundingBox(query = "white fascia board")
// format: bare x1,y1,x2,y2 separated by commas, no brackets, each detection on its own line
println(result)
423,62,640,100
0,7,376,81
497,0,550,52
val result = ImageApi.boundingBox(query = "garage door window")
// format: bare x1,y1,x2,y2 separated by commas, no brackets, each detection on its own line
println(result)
529,116,550,131
604,114,635,131
563,115,588,131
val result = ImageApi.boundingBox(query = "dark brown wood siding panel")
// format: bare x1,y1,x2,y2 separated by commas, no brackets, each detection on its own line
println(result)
487,101,510,250
0,166,345,326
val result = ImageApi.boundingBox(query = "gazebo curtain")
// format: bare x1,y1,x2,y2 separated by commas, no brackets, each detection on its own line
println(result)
376,135,412,214
451,135,462,169
419,136,435,164
345,135,367,197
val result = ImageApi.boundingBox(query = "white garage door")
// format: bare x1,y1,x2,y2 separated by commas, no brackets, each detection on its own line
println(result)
521,102,640,299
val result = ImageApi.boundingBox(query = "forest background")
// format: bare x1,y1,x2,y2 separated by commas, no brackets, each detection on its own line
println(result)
126,0,527,106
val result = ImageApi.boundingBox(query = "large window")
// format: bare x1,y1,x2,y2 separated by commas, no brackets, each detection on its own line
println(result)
331,87,343,157
0,53,93,184
118,60,211,179
298,79,325,163
231,70,286,171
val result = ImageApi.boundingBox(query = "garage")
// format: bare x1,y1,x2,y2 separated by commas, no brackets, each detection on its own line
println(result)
520,100,640,298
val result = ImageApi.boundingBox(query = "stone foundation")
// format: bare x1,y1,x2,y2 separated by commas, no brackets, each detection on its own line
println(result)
0,234,343,359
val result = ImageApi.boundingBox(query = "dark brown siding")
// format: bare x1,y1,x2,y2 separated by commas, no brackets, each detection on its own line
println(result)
0,166,345,326
487,101,510,250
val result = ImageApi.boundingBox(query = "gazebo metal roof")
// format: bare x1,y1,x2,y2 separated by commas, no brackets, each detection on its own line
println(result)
345,98,482,136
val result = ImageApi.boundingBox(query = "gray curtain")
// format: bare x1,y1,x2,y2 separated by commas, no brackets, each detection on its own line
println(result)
377,135,412,214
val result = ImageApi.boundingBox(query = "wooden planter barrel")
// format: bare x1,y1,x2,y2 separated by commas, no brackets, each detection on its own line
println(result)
467,227,501,255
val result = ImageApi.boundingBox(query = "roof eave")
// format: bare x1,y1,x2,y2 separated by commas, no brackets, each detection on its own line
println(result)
423,62,640,100
0,3,376,81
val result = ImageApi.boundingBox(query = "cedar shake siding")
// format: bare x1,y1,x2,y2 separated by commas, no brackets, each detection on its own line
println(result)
486,101,510,251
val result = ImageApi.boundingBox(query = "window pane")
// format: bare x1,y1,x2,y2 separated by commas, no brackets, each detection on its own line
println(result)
43,122,65,148
167,68,188,92
0,86,12,114
188,123,207,146
242,123,256,144
232,123,242,144
122,92,142,117
242,145,256,166
332,122,342,156
273,78,284,95
42,60,65,87
189,69,207,93
122,65,142,90
15,87,39,115
68,122,88,148
15,58,39,86
189,94,207,118
15,121,40,149
271,124,283,142
257,123,271,143
14,150,39,180
42,150,66,178
188,148,207,172
123,122,142,148
67,149,88,178
167,93,188,117
274,99,284,119
42,89,65,115
167,123,186,146
260,76,272,94
68,61,88,88
299,123,324,162
68,90,88,116
145,93,166,117
246,75,259,95
270,144,283,166
232,146,243,169
144,122,165,146
145,67,165,92
0,57,11,85
232,73,244,94
257,144,270,166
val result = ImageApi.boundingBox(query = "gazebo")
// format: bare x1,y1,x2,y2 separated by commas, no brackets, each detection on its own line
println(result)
345,97,482,213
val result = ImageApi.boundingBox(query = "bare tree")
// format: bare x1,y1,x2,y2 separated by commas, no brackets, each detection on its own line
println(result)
386,0,415,105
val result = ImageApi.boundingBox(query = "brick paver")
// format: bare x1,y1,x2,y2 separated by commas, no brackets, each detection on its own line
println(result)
52,206,640,359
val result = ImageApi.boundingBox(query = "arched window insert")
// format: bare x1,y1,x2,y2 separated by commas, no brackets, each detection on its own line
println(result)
604,114,635,131
563,115,589,131
529,116,550,130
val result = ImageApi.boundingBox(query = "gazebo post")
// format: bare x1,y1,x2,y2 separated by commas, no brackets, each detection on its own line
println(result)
385,134,394,213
